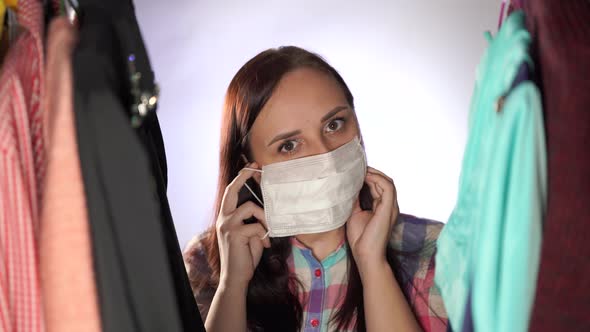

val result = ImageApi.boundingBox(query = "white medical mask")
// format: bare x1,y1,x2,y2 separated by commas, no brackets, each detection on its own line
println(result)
244,136,367,237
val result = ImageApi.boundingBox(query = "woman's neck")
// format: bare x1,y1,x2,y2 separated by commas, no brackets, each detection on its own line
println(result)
294,226,346,261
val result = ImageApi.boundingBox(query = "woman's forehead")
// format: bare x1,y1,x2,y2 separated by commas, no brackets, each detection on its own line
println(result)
251,68,349,137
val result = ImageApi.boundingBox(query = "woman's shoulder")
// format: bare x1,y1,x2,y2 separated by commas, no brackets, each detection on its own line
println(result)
390,213,448,331
389,213,444,255
183,229,216,320
183,230,213,275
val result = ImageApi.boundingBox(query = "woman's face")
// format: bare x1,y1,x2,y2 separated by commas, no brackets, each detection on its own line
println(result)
248,68,360,166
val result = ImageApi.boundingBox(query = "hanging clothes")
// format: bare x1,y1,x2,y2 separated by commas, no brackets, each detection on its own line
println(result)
459,60,534,332
0,0,45,331
435,11,546,332
71,0,205,331
523,1,590,330
39,17,101,332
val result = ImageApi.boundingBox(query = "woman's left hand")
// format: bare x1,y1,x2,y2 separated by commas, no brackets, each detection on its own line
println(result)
346,167,399,273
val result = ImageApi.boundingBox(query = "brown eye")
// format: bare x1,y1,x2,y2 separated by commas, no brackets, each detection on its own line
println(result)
278,140,300,154
325,118,345,133
283,141,294,151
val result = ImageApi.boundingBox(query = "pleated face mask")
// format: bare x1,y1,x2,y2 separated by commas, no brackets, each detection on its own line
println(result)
244,136,367,237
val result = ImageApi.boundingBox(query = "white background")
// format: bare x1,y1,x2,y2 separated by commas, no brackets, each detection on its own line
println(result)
135,0,499,248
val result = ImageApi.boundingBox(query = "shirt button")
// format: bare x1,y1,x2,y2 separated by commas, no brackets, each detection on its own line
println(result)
314,268,322,277
310,318,319,327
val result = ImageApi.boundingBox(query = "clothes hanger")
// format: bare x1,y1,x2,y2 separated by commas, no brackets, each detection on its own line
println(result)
1,0,18,38
498,0,510,30
498,0,527,31
1,2,6,39
45,0,78,26
63,0,79,25
6,0,18,7
4,0,19,45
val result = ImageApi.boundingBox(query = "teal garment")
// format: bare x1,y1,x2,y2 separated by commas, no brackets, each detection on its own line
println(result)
435,11,547,332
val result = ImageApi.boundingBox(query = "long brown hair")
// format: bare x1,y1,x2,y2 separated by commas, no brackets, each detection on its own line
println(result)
193,46,411,331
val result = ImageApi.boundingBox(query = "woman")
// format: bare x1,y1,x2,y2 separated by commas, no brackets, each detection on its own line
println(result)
184,46,448,332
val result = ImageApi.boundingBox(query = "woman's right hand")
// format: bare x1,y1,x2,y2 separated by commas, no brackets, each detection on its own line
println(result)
216,163,270,290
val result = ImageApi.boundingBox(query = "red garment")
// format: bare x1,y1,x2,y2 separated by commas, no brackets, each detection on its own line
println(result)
0,0,45,332
524,1,590,331
0,0,45,331
507,0,524,16
39,18,102,332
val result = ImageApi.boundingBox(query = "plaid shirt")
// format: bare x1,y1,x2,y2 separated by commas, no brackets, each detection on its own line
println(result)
0,1,45,331
186,214,448,332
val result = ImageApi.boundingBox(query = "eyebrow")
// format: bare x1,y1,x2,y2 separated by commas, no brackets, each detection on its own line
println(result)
321,106,349,122
267,130,302,147
267,106,350,147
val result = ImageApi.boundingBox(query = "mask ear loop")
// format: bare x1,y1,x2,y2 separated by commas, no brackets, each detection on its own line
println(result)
241,167,270,239
243,181,270,239
261,230,270,240
242,175,263,206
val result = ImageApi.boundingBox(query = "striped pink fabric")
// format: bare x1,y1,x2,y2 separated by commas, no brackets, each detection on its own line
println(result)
0,0,46,331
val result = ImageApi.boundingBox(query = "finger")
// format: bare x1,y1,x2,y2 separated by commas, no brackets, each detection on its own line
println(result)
367,172,393,190
227,202,266,236
369,182,381,211
367,173,390,198
365,175,382,210
237,206,270,246
249,236,265,267
263,234,271,248
367,170,396,198
365,176,381,199
366,173,394,221
221,163,261,215
375,181,384,196
367,166,391,180
235,223,269,242
234,201,265,221
252,166,262,184
368,174,393,202
367,166,394,184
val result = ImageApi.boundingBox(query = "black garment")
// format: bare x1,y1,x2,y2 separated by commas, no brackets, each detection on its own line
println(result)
72,1,205,331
